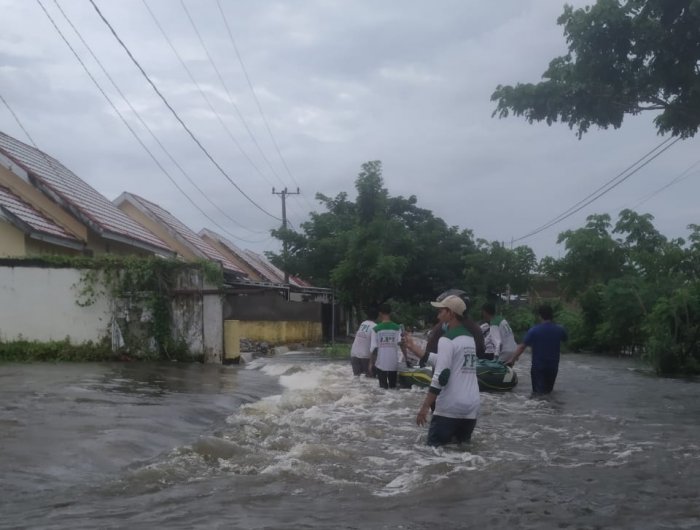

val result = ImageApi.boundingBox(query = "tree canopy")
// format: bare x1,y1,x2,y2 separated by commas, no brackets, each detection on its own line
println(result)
491,0,700,138
268,161,535,320
540,210,700,373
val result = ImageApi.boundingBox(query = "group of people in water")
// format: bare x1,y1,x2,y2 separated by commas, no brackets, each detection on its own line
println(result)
349,289,568,447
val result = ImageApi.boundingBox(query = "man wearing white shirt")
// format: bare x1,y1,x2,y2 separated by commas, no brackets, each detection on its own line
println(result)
350,307,378,377
481,302,518,363
370,304,404,389
416,295,480,446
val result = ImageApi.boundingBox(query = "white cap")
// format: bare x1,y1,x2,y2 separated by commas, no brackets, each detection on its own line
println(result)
430,294,466,316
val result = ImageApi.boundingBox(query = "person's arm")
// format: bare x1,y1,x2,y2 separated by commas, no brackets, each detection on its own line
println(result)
510,343,526,365
416,337,450,425
404,333,425,357
416,392,437,426
369,329,378,374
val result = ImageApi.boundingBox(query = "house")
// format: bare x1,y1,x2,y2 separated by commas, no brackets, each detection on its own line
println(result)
199,227,270,282
114,191,246,279
199,227,308,287
0,131,173,258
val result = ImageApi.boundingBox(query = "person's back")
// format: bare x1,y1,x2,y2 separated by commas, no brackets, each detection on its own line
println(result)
511,304,568,395
351,319,375,358
373,320,401,372
492,315,518,361
525,321,568,366
350,313,376,376
370,304,402,389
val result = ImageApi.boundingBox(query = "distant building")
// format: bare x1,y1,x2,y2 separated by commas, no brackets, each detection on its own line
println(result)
114,191,246,279
199,227,310,287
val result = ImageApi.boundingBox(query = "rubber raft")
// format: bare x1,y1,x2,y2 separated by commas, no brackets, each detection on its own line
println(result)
398,359,518,392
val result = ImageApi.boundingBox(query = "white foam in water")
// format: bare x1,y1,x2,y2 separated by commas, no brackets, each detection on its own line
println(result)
174,358,665,497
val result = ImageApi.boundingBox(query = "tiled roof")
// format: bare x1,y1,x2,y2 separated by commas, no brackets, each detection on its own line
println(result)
198,228,264,280
242,248,310,287
198,228,313,287
0,131,171,254
117,192,245,275
0,184,82,246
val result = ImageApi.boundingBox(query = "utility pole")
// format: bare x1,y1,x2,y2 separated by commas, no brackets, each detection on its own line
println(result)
272,187,300,284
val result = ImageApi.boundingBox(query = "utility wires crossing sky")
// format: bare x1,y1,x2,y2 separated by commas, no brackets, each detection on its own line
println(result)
512,136,682,244
37,0,272,244
88,0,281,222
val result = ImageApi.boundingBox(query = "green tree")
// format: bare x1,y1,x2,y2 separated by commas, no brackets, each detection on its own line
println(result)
269,191,355,286
556,213,626,297
270,161,506,319
464,240,536,299
491,0,700,138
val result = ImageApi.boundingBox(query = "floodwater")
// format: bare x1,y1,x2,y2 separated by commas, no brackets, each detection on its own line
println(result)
0,353,698,530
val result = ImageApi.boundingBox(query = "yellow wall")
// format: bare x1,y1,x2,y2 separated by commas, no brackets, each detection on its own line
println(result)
85,231,152,257
223,320,241,360
0,220,26,256
225,319,323,351
25,237,80,256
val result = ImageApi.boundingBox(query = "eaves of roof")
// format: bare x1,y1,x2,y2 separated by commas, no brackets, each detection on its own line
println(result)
0,184,84,251
116,192,246,276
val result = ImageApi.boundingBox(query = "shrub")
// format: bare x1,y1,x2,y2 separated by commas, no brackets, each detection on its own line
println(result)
643,284,700,375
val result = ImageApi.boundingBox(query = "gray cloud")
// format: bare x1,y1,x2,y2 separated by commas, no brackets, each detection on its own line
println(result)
1,0,697,259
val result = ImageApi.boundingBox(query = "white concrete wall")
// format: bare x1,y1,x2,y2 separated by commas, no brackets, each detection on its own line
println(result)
0,266,111,342
202,293,223,363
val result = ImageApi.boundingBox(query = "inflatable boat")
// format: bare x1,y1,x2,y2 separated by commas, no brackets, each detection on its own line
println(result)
398,359,518,392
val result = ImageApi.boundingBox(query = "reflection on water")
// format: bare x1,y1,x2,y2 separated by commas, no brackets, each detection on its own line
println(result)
0,354,699,530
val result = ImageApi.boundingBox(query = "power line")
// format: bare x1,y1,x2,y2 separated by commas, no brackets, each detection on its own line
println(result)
513,137,682,243
87,0,280,222
629,158,700,210
0,93,41,150
516,136,674,240
141,0,277,191
52,0,268,239
214,1,303,190
214,0,315,215
179,0,287,189
38,0,270,244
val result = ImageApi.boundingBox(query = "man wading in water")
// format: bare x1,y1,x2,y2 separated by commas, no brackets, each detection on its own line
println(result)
510,304,568,396
415,295,480,446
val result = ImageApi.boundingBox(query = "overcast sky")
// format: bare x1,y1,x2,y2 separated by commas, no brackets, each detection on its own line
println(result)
1,0,698,260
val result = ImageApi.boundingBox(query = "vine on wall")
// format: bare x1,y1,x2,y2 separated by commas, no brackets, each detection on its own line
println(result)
1,256,222,360
75,256,223,360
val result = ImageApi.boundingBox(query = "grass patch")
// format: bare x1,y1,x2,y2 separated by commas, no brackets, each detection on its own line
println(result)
0,338,114,362
322,343,351,359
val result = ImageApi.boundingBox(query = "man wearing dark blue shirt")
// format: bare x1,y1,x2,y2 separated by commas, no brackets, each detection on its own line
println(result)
511,304,568,396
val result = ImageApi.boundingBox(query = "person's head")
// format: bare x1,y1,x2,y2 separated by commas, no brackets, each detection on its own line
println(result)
430,294,466,324
538,304,554,321
378,303,392,317
481,302,496,319
437,288,471,312
366,307,379,321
